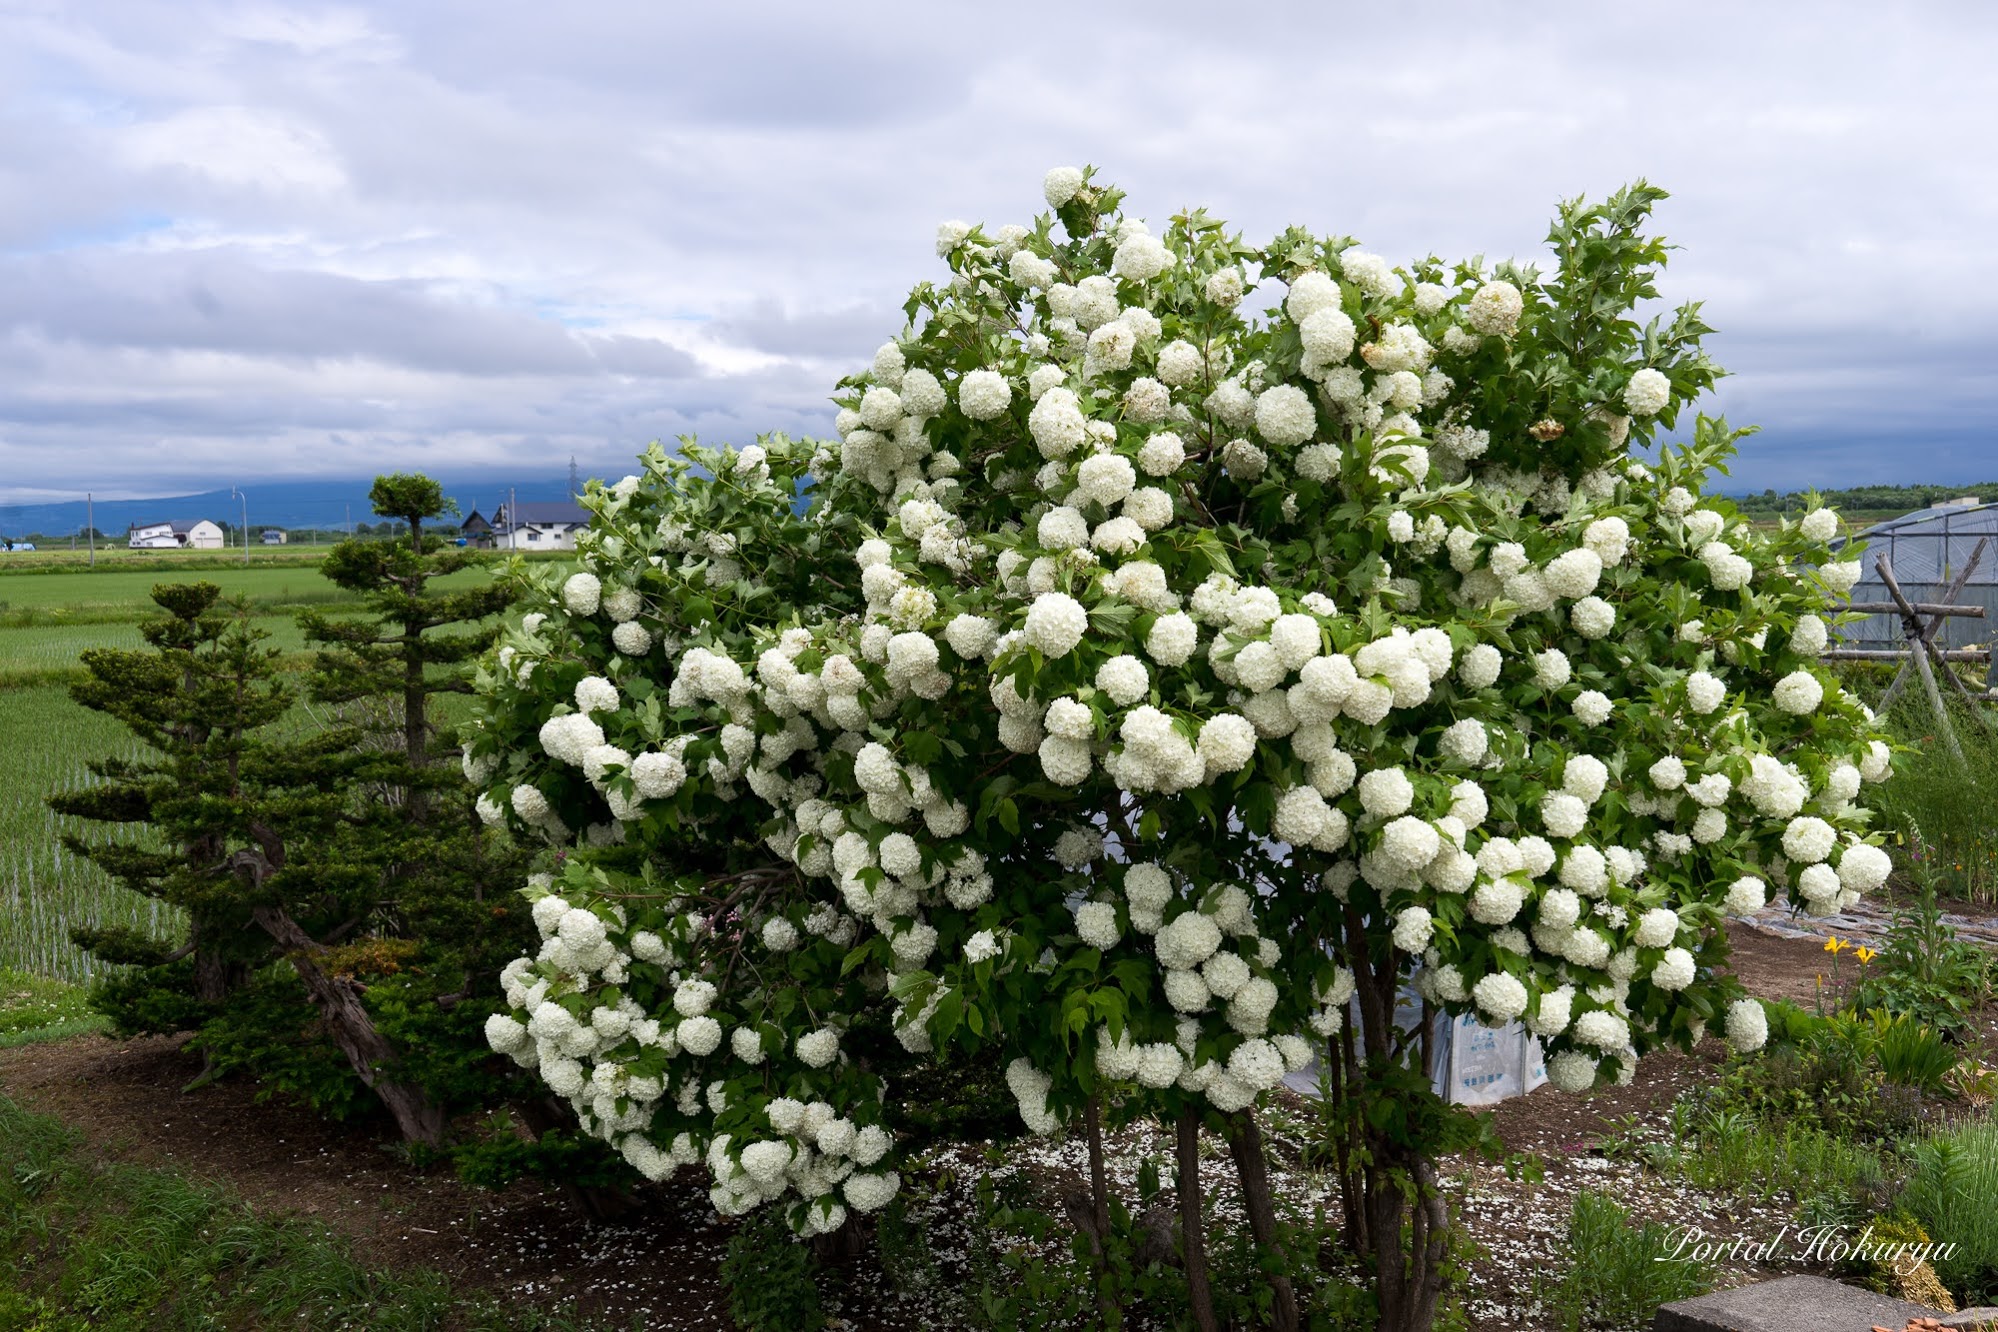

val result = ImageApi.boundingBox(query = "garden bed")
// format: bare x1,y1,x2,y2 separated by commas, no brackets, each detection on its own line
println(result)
8,915,1961,1330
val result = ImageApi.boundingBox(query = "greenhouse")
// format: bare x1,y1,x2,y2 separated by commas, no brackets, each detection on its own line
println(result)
1835,499,1998,688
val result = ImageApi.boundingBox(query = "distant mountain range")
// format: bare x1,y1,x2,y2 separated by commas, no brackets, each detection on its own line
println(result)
10,472,1986,542
0,476,585,539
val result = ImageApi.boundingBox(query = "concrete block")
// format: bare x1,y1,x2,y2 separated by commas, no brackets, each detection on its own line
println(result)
1653,1274,1942,1331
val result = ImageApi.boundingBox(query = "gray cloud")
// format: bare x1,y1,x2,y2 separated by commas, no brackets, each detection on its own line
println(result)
0,0,1993,497
707,299,902,360
0,251,618,375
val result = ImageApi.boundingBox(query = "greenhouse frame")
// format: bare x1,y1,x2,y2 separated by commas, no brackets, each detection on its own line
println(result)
1833,500,1998,689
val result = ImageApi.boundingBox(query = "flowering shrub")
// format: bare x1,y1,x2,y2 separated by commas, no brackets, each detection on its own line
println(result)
464,170,1889,1256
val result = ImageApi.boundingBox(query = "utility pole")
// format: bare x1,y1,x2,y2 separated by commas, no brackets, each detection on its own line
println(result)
231,485,249,565
87,493,94,568
509,487,517,550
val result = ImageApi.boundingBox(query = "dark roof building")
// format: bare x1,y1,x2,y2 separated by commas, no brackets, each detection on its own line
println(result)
493,501,590,550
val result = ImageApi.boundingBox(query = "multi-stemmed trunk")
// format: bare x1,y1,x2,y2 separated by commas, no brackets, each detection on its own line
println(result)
1225,1109,1301,1332
1335,904,1454,1332
1177,1105,1220,1332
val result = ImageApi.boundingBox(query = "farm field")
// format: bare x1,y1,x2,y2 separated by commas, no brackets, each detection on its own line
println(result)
0,560,505,612
0,544,337,574
0,614,335,691
0,563,498,688
0,564,357,611
0,684,164,981
0,543,575,575
0,556,507,977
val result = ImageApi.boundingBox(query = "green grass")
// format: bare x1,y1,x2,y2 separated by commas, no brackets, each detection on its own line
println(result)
0,1093,613,1330
0,546,337,575
0,565,362,610
0,564,501,688
0,685,172,982
0,970,105,1047
0,564,495,613
0,614,348,689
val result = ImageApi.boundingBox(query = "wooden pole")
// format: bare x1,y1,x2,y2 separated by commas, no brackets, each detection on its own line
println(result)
1824,648,1989,662
1878,554,1965,761
1870,538,1988,717
1844,601,1985,617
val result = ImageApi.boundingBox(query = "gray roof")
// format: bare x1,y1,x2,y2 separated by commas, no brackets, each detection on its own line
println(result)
500,501,589,527
1839,501,1998,587
130,519,216,533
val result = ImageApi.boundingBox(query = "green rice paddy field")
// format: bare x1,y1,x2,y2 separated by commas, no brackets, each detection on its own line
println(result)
0,558,506,979
0,564,357,611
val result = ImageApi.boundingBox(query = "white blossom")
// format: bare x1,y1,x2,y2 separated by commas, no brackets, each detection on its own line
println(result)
1623,367,1671,416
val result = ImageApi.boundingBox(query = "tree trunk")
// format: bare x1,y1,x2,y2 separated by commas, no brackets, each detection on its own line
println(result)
1081,1095,1121,1328
186,915,243,1004
1225,1109,1300,1332
1177,1105,1219,1332
1334,1019,1368,1257
1362,1141,1450,1332
250,904,448,1147
511,1096,642,1223
1340,908,1451,1332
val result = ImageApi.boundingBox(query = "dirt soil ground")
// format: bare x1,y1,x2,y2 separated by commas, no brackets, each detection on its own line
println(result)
1,912,1987,1331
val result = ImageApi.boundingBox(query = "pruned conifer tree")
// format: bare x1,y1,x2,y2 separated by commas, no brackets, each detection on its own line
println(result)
55,583,285,1024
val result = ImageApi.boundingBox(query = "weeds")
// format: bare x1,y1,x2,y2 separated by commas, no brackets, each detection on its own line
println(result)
720,1206,826,1332
1664,1103,1894,1210
1851,886,1993,1033
1899,1120,1998,1305
1875,697,1998,904
0,1093,614,1330
0,968,106,1047
1537,1190,1711,1332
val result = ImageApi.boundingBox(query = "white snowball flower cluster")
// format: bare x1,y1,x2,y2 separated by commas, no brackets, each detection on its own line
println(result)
1465,281,1524,337
562,572,602,617
1623,368,1672,416
1773,670,1824,715
1025,592,1088,657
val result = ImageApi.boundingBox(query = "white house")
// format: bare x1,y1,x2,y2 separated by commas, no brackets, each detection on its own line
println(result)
128,519,225,550
493,501,589,551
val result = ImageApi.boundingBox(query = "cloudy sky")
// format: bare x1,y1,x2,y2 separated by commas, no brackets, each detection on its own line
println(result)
2,1,1994,503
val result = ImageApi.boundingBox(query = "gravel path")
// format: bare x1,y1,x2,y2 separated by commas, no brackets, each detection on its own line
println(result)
1745,897,1998,949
